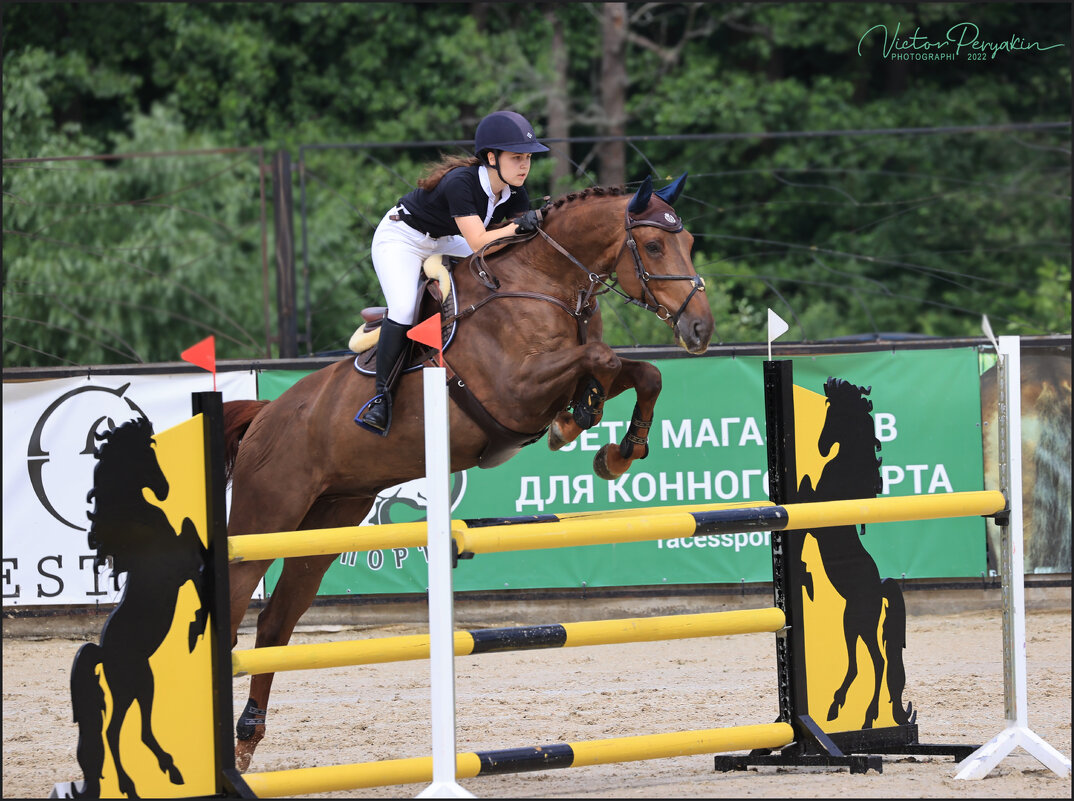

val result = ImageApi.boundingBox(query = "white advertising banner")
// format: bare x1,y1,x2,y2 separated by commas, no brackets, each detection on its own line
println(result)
2,371,257,606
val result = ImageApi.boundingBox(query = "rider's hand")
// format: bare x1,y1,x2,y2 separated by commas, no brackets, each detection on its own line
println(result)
513,209,541,235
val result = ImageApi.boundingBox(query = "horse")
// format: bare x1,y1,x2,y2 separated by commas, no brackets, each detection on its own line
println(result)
221,174,715,771
797,377,914,730
69,417,210,798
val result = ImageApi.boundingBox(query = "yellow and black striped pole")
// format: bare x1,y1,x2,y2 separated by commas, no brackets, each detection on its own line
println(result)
241,723,795,797
231,608,786,677
227,491,1006,563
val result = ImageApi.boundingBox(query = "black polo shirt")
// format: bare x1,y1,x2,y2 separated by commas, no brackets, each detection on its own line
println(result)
397,165,531,239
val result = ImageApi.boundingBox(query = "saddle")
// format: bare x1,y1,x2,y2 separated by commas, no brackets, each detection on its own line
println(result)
350,257,547,468
350,255,458,363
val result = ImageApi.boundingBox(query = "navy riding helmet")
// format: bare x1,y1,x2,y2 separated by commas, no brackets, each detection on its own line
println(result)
474,111,550,155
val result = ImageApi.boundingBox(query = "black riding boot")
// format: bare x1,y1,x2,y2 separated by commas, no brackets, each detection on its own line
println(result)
355,318,411,436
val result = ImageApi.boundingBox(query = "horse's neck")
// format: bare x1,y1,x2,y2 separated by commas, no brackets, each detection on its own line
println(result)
544,199,624,272
490,199,624,291
822,446,879,498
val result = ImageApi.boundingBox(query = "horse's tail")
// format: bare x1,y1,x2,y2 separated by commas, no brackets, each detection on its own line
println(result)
880,578,916,725
222,400,270,485
70,643,106,797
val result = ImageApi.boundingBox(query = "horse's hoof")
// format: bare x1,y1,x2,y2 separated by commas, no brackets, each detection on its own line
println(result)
827,702,841,722
548,422,569,451
165,764,184,785
117,776,137,799
593,444,626,481
548,412,580,451
234,743,254,773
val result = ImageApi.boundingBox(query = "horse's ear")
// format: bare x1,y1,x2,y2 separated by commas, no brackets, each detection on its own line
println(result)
627,176,653,214
655,173,687,205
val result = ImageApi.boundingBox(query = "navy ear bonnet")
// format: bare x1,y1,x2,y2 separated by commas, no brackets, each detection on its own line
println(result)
626,173,687,231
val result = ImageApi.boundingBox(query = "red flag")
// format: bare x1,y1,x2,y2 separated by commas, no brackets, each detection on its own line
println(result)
406,314,443,367
181,335,217,391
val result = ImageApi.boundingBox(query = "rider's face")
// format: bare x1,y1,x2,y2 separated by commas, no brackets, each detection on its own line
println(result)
489,151,531,187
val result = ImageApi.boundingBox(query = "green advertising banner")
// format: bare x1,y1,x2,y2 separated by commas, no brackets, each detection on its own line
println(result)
258,349,986,596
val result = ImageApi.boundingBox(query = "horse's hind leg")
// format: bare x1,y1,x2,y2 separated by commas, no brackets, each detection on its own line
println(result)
862,630,886,729
106,658,184,795
234,552,338,772
70,645,106,798
104,691,138,799
229,559,276,647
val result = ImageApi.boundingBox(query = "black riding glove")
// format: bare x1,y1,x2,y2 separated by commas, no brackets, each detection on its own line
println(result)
514,209,541,234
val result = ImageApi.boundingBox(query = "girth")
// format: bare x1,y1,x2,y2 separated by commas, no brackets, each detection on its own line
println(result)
408,348,548,470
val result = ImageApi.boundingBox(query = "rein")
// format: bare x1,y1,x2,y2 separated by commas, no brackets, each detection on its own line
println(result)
454,199,705,342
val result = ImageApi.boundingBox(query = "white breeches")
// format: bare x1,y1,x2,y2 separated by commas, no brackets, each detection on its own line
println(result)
371,209,472,325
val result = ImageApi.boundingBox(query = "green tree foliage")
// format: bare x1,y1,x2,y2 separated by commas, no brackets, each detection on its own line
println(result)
3,2,1069,366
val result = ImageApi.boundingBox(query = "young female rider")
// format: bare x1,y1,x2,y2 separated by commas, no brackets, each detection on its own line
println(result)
355,110,549,436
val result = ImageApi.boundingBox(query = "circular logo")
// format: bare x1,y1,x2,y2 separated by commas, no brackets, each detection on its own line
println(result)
27,383,149,531
364,472,468,526
664,212,677,224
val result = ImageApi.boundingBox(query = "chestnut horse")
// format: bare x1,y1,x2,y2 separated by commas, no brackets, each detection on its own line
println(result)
222,175,714,771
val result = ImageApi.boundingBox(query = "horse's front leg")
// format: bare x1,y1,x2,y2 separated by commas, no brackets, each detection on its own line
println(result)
523,341,621,439
592,358,661,480
548,353,659,451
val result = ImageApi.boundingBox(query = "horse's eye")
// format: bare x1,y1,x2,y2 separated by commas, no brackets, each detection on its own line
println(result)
644,241,661,255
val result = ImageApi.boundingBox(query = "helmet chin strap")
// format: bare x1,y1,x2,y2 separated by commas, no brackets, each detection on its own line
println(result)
488,151,509,188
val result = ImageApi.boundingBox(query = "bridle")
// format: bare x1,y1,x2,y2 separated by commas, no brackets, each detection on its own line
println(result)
459,198,705,346
464,199,705,341
615,201,706,326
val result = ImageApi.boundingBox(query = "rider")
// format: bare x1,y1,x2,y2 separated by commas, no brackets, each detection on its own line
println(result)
355,110,549,436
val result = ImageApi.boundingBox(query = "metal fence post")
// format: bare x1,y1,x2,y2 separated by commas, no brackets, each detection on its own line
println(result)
272,149,298,358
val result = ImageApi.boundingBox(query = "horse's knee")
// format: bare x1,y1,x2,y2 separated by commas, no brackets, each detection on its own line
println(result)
582,342,620,375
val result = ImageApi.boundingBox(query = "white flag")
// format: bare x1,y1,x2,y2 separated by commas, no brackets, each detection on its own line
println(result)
767,308,789,342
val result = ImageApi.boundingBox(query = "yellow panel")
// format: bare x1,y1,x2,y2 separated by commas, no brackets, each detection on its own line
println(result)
792,384,837,493
793,384,901,734
92,414,217,798
799,535,898,733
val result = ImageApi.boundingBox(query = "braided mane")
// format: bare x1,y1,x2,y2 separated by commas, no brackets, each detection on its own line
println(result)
544,185,627,215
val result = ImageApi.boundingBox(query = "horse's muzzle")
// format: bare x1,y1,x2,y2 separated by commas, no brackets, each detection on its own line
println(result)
675,315,714,354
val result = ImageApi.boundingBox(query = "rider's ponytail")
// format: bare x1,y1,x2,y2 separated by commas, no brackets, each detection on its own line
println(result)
417,154,481,192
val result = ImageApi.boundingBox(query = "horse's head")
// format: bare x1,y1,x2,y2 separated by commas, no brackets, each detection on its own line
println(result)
613,175,714,354
86,417,169,561
91,417,169,505
817,378,882,495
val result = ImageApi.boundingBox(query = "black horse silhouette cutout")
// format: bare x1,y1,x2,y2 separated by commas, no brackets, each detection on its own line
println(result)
797,377,916,730
68,417,210,798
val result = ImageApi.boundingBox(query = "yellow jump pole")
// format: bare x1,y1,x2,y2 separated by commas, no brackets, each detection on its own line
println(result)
225,500,776,563
454,490,1007,555
241,722,795,797
231,608,787,677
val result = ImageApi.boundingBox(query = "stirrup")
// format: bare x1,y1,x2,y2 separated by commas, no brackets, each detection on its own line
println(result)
354,394,392,437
